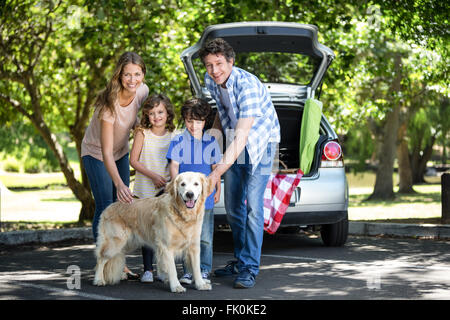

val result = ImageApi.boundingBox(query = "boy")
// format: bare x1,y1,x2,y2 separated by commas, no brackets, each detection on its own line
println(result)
166,98,221,284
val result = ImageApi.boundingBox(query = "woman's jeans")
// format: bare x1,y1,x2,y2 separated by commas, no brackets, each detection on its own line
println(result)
82,154,130,242
224,144,275,276
183,208,214,274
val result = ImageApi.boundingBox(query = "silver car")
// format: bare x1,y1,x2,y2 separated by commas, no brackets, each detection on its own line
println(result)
181,22,349,246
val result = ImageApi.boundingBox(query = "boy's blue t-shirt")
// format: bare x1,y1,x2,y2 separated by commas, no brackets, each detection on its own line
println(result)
166,129,222,209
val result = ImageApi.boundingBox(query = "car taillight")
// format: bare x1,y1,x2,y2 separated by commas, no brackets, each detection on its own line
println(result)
321,140,344,168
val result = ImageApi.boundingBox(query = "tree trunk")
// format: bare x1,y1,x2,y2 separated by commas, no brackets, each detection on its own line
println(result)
30,113,95,221
397,123,415,193
368,53,403,200
416,135,437,184
368,105,399,200
71,125,95,222
410,136,424,184
3,81,95,223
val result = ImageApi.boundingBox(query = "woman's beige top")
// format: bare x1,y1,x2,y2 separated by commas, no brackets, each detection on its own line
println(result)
81,83,149,161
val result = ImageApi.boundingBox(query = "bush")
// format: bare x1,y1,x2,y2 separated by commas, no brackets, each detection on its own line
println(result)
24,158,41,173
23,157,59,173
3,160,20,172
1,122,61,173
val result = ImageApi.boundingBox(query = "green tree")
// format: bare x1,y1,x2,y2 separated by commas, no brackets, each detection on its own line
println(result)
408,94,450,183
1,0,447,220
0,0,192,221
329,3,448,200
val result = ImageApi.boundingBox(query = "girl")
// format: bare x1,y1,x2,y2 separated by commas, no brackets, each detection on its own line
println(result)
81,51,149,280
130,93,176,282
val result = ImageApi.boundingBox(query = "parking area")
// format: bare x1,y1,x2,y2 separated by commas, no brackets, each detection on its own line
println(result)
1,231,450,304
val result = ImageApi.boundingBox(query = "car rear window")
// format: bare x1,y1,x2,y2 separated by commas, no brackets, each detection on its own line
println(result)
193,52,320,86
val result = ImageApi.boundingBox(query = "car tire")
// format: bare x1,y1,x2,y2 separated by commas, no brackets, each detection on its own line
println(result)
320,213,348,247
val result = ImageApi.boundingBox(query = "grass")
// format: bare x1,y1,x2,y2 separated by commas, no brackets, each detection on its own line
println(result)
347,171,442,223
0,169,445,232
1,170,79,189
0,221,91,231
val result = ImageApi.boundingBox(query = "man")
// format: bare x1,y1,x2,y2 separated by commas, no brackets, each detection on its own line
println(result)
201,38,280,288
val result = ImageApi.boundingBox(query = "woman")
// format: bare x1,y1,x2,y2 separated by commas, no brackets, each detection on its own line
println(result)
81,51,149,279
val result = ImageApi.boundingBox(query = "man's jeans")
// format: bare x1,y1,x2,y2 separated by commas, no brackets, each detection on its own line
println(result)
224,144,275,276
82,154,130,242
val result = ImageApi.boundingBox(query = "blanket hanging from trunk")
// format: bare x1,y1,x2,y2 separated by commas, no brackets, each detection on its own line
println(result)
263,169,303,234
299,98,322,175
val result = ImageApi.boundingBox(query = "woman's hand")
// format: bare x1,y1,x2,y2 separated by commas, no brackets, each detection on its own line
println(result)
116,182,134,204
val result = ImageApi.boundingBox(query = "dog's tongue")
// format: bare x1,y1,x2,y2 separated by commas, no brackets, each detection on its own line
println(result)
186,200,195,208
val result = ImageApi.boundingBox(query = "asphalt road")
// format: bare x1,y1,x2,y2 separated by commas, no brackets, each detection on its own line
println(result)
1,231,450,304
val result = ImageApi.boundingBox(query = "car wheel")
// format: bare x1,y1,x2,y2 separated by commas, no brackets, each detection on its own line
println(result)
320,213,348,247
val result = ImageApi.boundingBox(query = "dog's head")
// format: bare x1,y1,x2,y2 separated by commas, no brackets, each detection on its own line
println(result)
167,172,211,216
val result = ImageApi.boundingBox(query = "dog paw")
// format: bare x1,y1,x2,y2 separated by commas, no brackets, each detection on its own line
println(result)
171,284,187,293
195,281,212,291
93,279,106,286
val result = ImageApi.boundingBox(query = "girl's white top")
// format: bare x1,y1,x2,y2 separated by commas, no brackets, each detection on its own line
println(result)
133,128,173,198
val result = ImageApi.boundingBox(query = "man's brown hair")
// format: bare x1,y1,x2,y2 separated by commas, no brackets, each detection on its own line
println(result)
198,38,235,64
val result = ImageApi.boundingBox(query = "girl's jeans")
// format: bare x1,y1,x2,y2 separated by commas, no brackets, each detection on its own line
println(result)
82,153,130,242
224,144,275,276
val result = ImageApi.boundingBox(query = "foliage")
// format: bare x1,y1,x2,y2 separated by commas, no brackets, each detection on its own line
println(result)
0,122,60,172
0,0,448,215
376,0,449,51
343,124,376,172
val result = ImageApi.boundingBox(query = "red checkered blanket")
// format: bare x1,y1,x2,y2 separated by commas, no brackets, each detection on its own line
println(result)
263,169,303,234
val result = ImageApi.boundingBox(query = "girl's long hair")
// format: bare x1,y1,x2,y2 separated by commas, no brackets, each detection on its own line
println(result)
137,94,176,132
95,52,146,119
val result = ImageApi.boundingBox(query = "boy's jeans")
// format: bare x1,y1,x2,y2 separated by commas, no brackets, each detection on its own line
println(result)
183,208,214,274
200,208,214,273
224,144,275,276
82,154,130,242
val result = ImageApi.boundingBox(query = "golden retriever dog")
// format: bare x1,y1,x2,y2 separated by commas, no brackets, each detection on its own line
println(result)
93,171,212,293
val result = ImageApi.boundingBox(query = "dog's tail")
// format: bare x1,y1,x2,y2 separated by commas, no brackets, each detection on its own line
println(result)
102,253,125,285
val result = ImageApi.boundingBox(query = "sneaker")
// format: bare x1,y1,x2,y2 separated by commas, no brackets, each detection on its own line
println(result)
233,270,256,289
201,271,211,284
140,271,154,283
214,260,239,277
122,271,140,281
155,273,166,282
179,273,193,284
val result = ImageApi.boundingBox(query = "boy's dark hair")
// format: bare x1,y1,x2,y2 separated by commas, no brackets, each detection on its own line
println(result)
198,38,235,64
181,98,211,122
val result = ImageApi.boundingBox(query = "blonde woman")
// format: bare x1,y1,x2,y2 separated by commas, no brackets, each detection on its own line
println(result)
81,52,149,280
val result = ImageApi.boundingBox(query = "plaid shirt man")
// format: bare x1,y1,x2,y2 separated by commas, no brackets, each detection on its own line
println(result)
204,66,280,173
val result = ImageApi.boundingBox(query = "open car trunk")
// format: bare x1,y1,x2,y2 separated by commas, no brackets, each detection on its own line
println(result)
181,22,335,99
275,104,324,177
